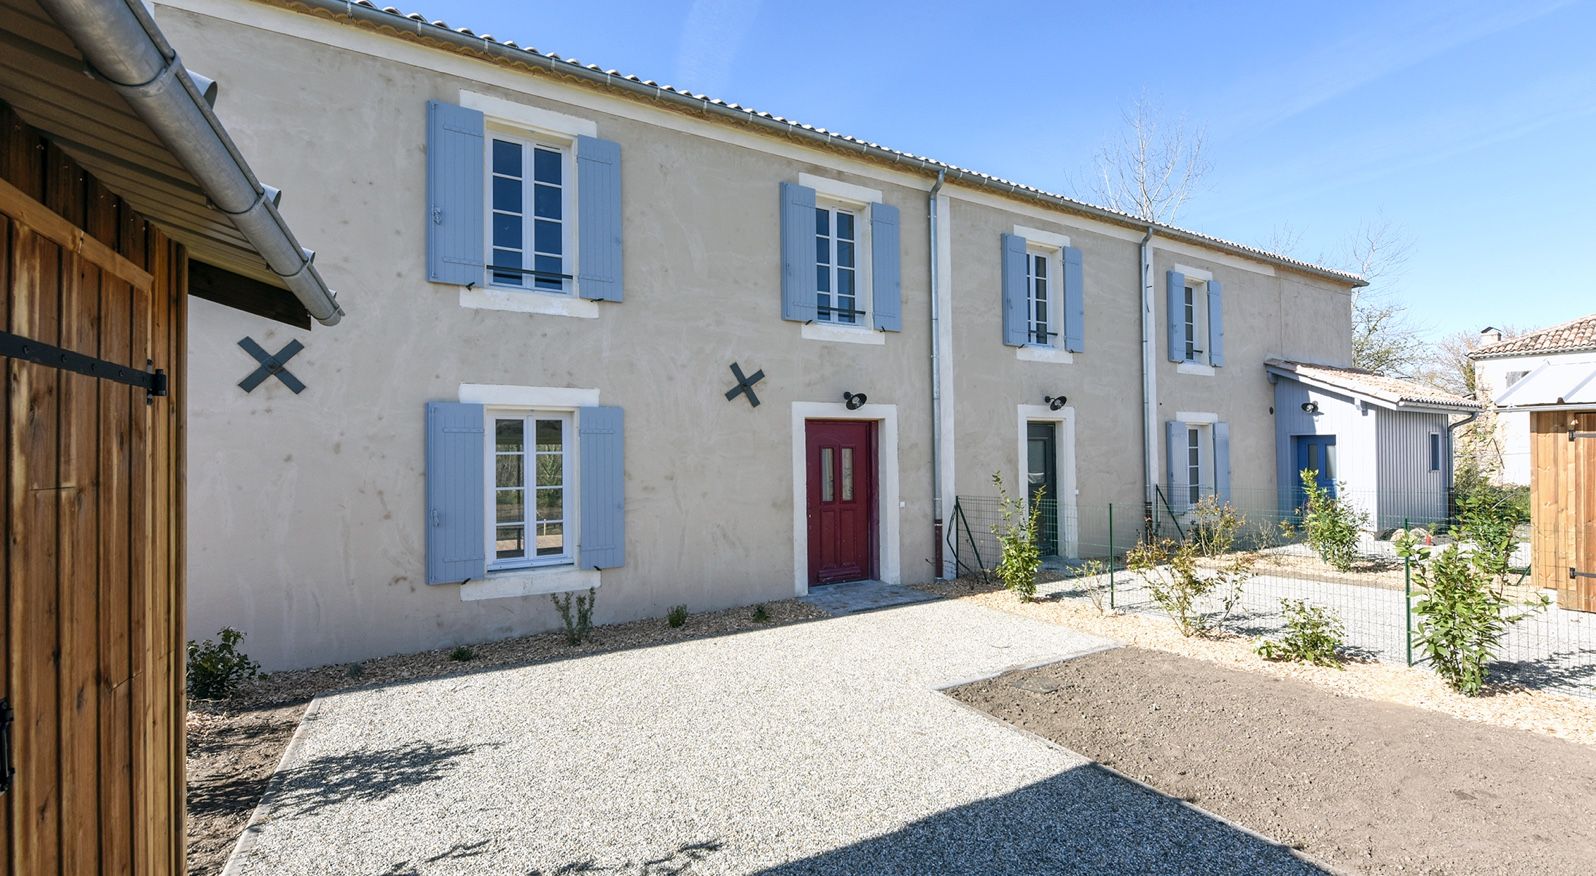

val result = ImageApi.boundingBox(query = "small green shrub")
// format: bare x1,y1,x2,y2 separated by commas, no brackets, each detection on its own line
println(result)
346,661,365,679
751,604,771,623
1068,559,1112,614
448,645,476,662
1299,469,1368,571
551,588,597,645
990,472,1043,600
1256,599,1345,668
186,627,260,700
1412,545,1543,696
667,604,689,628
1127,537,1254,637
1453,491,1522,581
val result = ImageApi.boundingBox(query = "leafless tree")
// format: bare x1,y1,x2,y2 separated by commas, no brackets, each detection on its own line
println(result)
1090,95,1210,224
1341,219,1427,375
1421,326,1525,398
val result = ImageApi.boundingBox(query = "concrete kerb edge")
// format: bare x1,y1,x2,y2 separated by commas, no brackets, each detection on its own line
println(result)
933,646,1351,876
220,695,327,876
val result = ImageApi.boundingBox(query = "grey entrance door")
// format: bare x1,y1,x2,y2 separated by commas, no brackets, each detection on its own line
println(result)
1027,421,1059,557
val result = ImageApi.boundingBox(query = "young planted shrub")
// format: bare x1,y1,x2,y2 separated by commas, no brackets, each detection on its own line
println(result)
551,588,597,645
990,472,1043,601
1068,559,1112,615
1190,495,1245,558
1299,469,1367,572
751,603,771,623
1453,490,1523,582
186,627,260,700
667,604,689,628
1411,545,1542,696
1126,537,1254,637
1255,599,1345,668
448,645,477,662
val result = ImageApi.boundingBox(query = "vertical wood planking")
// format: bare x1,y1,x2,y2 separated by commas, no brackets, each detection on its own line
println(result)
167,240,188,873
144,224,171,876
9,223,62,876
91,180,133,876
1576,413,1596,612
121,203,153,876
0,208,12,876
50,143,102,876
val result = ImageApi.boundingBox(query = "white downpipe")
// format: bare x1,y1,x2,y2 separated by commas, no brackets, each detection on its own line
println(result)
1140,227,1158,524
928,169,946,576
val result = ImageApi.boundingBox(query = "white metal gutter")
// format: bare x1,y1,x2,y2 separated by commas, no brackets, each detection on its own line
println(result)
37,0,343,325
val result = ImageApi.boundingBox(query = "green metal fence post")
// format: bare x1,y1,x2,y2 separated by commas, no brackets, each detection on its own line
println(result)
1403,516,1414,666
1108,503,1116,609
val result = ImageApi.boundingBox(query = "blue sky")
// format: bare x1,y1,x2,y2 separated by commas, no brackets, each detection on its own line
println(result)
416,0,1593,341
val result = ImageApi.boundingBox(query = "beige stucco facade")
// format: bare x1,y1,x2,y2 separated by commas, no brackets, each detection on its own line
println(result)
163,0,1357,670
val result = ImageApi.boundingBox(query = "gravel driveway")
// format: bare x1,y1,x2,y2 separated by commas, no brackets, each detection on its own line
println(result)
226,599,1323,875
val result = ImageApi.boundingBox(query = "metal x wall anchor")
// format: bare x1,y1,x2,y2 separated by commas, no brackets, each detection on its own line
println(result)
238,337,306,394
724,362,765,408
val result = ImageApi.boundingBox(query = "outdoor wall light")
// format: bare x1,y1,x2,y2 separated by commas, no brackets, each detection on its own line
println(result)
1045,395,1068,411
1301,401,1320,414
843,391,868,411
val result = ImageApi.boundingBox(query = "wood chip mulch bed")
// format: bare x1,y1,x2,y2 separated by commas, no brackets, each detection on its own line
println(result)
951,647,1596,876
185,598,826,875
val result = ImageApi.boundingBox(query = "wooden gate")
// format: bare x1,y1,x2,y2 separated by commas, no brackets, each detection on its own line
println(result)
1531,410,1596,613
2,113,187,874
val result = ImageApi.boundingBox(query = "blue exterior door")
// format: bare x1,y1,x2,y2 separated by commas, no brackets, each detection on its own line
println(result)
1293,435,1337,507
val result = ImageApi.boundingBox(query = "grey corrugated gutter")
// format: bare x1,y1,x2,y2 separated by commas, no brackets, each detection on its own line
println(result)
284,0,1363,290
37,0,343,326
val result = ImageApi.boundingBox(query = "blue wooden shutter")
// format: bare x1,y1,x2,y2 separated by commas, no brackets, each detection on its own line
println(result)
579,406,625,569
1062,245,1085,352
1207,278,1225,366
1001,233,1027,346
426,100,485,286
871,202,901,331
425,401,485,584
1214,421,1231,504
577,135,623,301
780,182,818,321
1165,420,1188,514
1166,270,1186,362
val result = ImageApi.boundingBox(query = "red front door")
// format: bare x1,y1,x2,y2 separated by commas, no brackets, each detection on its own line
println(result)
806,420,876,585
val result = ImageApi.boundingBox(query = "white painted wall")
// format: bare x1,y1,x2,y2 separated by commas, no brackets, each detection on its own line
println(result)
1477,351,1596,485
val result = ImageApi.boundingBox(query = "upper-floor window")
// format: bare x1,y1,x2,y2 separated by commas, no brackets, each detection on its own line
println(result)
490,409,574,569
1182,282,1209,364
815,204,863,326
488,132,573,294
1027,249,1053,345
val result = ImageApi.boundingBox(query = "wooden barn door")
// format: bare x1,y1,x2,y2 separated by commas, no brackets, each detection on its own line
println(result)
1571,413,1596,612
2,125,187,875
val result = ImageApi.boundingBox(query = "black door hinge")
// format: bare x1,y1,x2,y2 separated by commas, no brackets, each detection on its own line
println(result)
0,330,167,403
0,698,13,796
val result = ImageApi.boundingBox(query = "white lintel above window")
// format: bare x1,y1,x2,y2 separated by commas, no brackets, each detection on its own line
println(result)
1173,263,1214,283
799,172,882,205
459,90,598,139
1013,224,1070,249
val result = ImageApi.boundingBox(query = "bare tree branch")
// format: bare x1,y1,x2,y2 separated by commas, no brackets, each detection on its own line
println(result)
1090,94,1210,224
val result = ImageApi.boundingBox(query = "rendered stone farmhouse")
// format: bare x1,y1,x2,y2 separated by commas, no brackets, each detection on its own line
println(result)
166,0,1467,671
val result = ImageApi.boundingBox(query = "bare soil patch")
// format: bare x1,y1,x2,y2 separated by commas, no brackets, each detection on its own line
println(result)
915,577,1596,745
185,598,826,873
951,647,1596,876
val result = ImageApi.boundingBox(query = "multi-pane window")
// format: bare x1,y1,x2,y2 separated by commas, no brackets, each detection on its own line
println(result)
1183,285,1198,361
491,411,572,567
814,206,859,325
1027,251,1052,345
1187,426,1203,506
490,134,567,292
1182,282,1210,364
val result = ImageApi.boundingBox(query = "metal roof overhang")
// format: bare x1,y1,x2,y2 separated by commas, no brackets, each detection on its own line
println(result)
0,0,341,328
1495,361,1596,411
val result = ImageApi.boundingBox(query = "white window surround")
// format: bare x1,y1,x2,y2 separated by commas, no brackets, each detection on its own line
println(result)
797,174,880,341
460,286,599,318
1016,404,1079,559
457,383,602,601
1014,227,1071,362
1172,262,1214,375
1173,411,1216,508
789,402,900,595
460,90,599,139
486,409,574,570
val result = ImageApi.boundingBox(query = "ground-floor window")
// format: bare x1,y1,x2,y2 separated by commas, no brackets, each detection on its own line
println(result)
489,410,574,568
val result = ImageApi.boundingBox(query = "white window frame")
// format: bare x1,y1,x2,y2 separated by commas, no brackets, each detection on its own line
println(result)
1428,431,1443,473
1174,264,1215,376
485,407,577,572
812,197,870,328
1174,411,1217,508
799,174,880,345
1024,245,1063,349
1013,226,1074,365
484,125,577,297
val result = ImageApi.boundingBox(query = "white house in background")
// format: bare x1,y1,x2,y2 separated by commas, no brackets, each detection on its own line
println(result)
1265,360,1479,530
1472,316,1596,485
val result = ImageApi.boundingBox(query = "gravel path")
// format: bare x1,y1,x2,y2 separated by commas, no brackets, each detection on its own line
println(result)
226,600,1322,874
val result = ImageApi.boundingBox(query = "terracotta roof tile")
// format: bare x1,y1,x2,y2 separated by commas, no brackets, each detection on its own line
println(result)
1469,313,1596,360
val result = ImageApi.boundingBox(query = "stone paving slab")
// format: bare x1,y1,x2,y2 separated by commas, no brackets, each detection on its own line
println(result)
797,579,939,615
228,599,1321,875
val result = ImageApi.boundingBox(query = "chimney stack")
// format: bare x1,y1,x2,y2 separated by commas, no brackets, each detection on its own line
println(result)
1480,326,1503,346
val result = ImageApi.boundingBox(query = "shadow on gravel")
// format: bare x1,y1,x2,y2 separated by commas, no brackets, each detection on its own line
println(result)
267,739,485,819
1490,647,1596,692
756,765,1326,875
